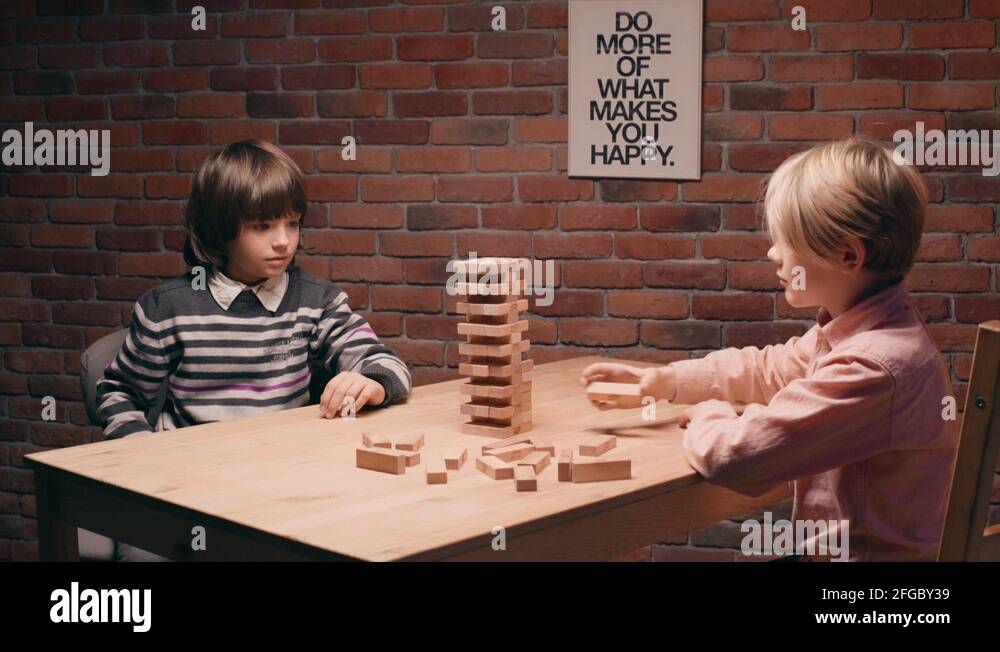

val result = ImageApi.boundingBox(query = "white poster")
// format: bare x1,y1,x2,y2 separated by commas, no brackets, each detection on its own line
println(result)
568,0,703,180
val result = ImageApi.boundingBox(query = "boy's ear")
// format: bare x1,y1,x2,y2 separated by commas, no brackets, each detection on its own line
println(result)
840,237,866,273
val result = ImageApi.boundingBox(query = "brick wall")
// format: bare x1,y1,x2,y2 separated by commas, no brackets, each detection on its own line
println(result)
1,0,999,562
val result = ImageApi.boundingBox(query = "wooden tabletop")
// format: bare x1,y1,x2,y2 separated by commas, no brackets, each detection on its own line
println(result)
25,355,782,561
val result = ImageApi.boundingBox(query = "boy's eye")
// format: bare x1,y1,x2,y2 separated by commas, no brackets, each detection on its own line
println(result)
288,221,300,228
255,223,270,231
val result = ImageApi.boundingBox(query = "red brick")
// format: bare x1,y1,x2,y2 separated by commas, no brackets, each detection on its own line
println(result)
79,16,144,40
431,118,507,145
968,236,1000,262
950,53,1000,80
725,323,807,348
817,83,904,110
511,60,567,87
304,175,356,201
103,43,168,67
110,94,174,119
970,0,1000,18
563,319,638,346
0,300,49,324
145,175,191,200
144,68,209,92
526,1,566,27
910,23,995,49
118,253,186,277
769,114,854,141
955,296,1000,323
177,93,244,118
641,322,720,349
293,9,366,35
8,175,71,198
950,177,1000,202
771,55,854,82
908,265,990,292
395,91,468,117
221,12,289,37
704,55,764,82
916,234,961,262
115,201,182,226
605,291,687,319
728,26,810,52
13,71,73,94
475,147,551,173
319,36,393,62
247,92,314,118
0,46,35,69
406,205,475,230
78,175,144,198
447,3,526,32
369,6,443,32
381,232,454,257
731,262,781,290
316,91,392,118
438,176,512,202
283,64,355,90
30,276,93,300
76,70,140,94
728,144,806,172
95,277,159,301
395,148,469,174
173,40,241,65
30,225,94,248
563,261,643,288
706,0,780,21
702,234,771,260
561,205,636,231
278,121,350,145
640,206,721,232
355,119,429,145
435,62,507,89
477,32,552,59
38,45,99,68
682,175,765,202
247,38,316,64
209,67,278,92
519,175,593,201
694,293,773,320
816,24,902,51
210,120,277,145
703,115,764,141
858,112,946,140
52,302,120,326
46,96,107,121
513,117,566,143
910,84,995,111
147,14,219,39
143,121,207,145
731,85,811,111
472,90,550,115
534,233,612,259
53,251,114,275
858,54,945,80
612,234,692,260
362,176,434,202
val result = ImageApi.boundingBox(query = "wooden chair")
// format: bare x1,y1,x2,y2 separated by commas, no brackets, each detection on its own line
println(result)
938,320,1000,561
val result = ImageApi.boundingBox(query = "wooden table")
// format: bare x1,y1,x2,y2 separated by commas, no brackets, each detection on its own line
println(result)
25,355,790,561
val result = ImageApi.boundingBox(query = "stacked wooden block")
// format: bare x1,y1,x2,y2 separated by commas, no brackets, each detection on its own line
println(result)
453,257,534,438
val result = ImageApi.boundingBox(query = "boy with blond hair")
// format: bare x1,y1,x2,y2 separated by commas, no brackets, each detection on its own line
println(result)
582,137,959,561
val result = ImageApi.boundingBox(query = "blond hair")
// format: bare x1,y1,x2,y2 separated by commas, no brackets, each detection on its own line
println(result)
762,136,926,280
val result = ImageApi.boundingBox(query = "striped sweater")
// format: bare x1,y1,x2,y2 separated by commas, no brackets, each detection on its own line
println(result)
96,265,412,439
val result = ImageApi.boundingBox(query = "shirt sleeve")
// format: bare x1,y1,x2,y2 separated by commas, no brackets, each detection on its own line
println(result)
309,285,411,407
669,326,818,406
681,353,895,497
96,290,181,440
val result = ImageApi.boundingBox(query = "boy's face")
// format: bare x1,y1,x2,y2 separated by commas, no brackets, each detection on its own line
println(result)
224,212,300,286
766,236,842,311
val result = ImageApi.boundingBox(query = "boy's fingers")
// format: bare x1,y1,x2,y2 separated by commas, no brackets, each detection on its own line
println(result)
322,373,351,417
338,377,368,416
352,384,377,413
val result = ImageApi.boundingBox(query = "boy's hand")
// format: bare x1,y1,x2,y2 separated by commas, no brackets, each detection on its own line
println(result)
579,363,677,410
319,371,386,418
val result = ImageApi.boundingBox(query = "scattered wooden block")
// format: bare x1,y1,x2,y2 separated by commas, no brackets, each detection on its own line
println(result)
481,433,533,453
425,461,448,485
401,450,421,467
571,456,631,483
356,447,407,475
394,432,425,451
362,432,391,449
515,465,537,492
476,455,514,480
443,447,468,470
485,442,534,462
530,440,555,456
579,435,617,457
586,381,644,409
517,450,551,474
558,449,573,482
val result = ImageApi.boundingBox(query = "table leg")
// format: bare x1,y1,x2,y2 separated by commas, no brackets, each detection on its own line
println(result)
34,472,79,562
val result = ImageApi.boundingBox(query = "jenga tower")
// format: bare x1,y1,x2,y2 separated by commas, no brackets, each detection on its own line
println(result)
453,257,533,438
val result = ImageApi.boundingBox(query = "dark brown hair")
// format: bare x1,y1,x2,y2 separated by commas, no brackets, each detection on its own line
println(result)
183,139,307,271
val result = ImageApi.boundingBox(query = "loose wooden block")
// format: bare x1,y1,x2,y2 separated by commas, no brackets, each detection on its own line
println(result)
558,449,573,482
356,447,407,475
425,461,448,485
362,432,391,449
486,442,534,462
482,433,534,453
394,432,424,451
571,457,631,483
462,422,515,438
476,455,514,480
401,450,421,467
530,440,555,456
586,381,644,409
514,465,537,492
517,450,551,474
443,447,468,470
579,435,617,457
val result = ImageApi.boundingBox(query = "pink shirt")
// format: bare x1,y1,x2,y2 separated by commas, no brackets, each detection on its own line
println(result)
671,282,959,561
